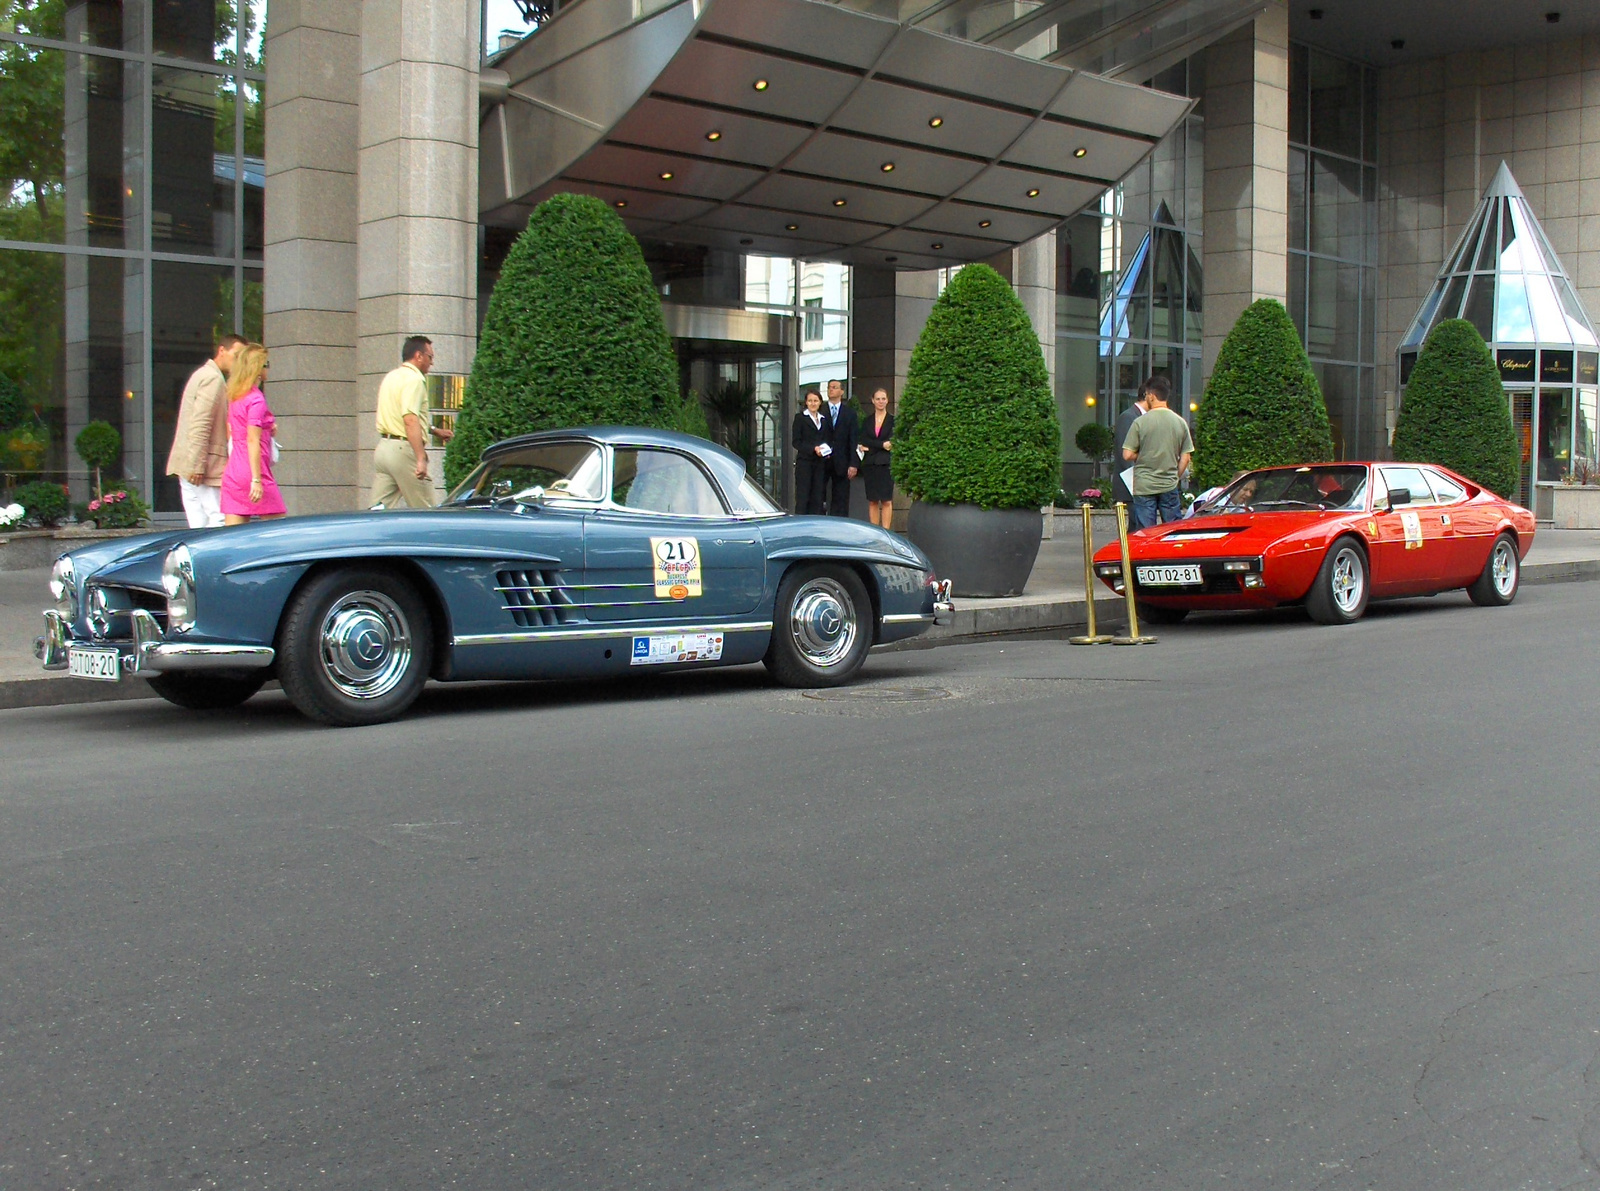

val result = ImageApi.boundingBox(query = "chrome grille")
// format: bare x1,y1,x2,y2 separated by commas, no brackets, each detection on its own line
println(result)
496,569,579,628
86,584,168,639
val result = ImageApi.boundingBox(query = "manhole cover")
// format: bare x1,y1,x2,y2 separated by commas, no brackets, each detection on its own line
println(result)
802,686,952,703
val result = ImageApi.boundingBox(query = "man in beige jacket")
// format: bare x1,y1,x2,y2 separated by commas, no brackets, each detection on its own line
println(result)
166,334,244,528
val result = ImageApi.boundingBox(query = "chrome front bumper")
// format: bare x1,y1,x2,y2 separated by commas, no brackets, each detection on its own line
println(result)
35,609,275,677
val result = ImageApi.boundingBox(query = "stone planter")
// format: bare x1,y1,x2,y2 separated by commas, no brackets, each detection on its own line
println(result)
906,501,1043,598
0,526,156,571
1551,484,1600,529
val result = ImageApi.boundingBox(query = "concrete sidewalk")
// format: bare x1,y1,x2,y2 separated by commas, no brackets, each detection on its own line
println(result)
5,525,1600,708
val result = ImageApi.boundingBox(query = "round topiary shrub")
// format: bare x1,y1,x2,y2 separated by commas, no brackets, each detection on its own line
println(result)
892,264,1061,510
1193,298,1334,489
14,479,69,527
1074,422,1117,475
445,193,680,488
75,419,121,497
1391,318,1519,498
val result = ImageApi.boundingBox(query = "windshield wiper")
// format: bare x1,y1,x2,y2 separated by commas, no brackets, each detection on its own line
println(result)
1253,499,1321,509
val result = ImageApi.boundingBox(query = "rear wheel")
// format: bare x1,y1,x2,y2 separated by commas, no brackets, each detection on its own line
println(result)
1306,538,1369,625
764,564,872,688
1467,533,1520,606
278,568,433,726
146,671,266,710
1135,601,1188,626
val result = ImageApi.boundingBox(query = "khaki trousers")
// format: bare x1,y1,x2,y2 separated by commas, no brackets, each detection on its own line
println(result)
370,438,438,509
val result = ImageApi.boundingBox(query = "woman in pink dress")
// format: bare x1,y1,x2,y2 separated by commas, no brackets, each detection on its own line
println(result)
220,343,287,524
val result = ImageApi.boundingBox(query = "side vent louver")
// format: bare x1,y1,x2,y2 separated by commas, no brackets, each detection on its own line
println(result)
496,569,579,628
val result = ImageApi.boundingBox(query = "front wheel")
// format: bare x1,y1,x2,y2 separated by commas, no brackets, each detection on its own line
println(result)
278,568,433,726
1467,533,1520,606
764,564,873,688
1305,538,1369,625
146,671,266,710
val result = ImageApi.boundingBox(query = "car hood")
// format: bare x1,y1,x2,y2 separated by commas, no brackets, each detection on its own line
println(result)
1099,510,1352,559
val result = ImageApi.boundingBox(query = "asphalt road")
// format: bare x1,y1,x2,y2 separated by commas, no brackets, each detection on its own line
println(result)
2,584,1598,1189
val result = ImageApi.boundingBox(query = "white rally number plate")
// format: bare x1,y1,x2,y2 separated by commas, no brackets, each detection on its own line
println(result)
68,646,121,681
1136,564,1203,586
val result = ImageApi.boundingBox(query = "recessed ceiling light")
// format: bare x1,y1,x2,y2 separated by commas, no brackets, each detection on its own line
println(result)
706,130,722,141
1390,38,1404,49
833,198,847,207
1309,7,1323,17
1074,147,1087,158
659,171,674,180
928,116,943,128
739,238,754,245
1546,10,1560,21
614,200,627,208
1027,188,1041,197
931,242,944,250
881,162,895,172
785,223,798,230
753,79,769,91
979,220,991,228
885,255,898,262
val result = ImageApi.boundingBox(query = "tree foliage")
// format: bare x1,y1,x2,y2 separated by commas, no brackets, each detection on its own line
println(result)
74,420,120,470
1391,318,1520,498
445,194,681,488
14,478,67,526
1193,299,1334,489
1074,422,1117,474
892,264,1061,510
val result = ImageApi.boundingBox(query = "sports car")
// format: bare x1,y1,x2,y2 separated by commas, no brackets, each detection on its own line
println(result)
35,427,954,725
1091,462,1535,625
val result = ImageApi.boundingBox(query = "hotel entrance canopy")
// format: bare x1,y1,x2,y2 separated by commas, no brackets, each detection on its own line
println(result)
479,0,1236,270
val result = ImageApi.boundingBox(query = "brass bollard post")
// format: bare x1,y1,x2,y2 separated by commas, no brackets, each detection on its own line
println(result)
1111,501,1157,646
1069,504,1113,645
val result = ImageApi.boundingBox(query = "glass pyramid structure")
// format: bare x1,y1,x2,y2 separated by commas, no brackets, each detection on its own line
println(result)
1400,161,1597,357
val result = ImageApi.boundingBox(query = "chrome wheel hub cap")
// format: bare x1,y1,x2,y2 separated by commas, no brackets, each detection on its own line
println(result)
1331,550,1363,613
1493,542,1516,595
319,590,412,700
790,578,857,667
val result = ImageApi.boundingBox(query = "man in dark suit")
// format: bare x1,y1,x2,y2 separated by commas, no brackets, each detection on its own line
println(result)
1110,377,1157,509
823,377,858,517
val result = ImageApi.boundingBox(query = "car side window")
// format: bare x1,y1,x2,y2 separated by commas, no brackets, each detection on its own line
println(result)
1423,470,1468,504
1379,466,1437,508
612,449,726,516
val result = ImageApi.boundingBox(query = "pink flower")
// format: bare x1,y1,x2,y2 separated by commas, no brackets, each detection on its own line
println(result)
88,499,101,511
1081,488,1102,499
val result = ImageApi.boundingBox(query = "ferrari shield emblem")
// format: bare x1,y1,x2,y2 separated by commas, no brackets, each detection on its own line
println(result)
652,536,702,599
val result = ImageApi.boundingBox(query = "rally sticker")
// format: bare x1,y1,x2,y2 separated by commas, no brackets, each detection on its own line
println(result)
1401,510,1423,549
652,536,702,599
630,633,724,666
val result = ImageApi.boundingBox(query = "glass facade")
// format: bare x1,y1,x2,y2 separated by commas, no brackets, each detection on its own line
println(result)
0,0,265,513
1287,44,1379,461
1058,59,1204,481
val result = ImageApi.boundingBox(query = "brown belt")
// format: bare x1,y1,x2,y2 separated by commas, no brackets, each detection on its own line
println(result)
380,433,407,441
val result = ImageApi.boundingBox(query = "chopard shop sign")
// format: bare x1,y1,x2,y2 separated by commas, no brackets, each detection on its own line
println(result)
1497,349,1535,381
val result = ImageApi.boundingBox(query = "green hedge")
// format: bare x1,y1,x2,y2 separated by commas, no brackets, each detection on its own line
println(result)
1193,299,1333,489
444,194,680,488
14,479,68,527
892,264,1060,509
1391,318,1519,498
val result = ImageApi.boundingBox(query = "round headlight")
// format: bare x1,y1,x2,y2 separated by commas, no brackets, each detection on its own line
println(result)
162,544,196,633
49,556,77,618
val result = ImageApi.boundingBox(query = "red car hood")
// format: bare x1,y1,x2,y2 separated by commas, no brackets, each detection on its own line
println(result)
1098,511,1349,560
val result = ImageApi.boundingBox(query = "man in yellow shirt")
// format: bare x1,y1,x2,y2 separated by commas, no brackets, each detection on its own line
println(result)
371,335,454,508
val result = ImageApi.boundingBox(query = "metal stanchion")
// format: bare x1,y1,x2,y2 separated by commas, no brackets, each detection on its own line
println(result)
1110,501,1157,646
1069,504,1113,645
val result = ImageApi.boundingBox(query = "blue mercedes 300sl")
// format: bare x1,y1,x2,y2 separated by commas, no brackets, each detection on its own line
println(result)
35,428,954,725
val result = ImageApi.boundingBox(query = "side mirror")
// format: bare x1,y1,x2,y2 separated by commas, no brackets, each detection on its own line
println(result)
1387,487,1411,507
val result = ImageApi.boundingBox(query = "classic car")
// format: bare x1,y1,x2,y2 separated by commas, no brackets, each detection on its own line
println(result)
1091,462,1535,625
35,428,954,725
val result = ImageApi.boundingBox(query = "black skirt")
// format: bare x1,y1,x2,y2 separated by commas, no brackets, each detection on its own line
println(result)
862,462,894,502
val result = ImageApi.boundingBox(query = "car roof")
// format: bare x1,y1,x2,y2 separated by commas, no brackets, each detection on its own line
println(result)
486,426,743,467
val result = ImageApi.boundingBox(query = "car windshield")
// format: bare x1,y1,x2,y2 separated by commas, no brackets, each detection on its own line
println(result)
1197,465,1368,514
449,442,605,504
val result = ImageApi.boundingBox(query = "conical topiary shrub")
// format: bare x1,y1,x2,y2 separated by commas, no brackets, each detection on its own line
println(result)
893,263,1060,509
1193,298,1334,489
894,264,1060,597
1391,318,1519,498
444,193,680,488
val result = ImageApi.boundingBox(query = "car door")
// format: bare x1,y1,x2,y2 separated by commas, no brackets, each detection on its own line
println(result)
1369,465,1449,592
582,446,766,625
1421,468,1492,586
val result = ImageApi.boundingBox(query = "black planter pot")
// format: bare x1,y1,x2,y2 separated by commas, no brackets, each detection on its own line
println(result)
906,501,1043,597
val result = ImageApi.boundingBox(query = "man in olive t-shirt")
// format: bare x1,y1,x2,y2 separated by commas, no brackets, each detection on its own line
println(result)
1121,379,1193,530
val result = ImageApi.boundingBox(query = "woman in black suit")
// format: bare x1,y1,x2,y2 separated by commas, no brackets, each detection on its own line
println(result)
792,389,829,515
858,387,895,528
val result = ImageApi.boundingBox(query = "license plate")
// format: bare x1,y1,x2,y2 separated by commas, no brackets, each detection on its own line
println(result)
1136,564,1202,586
68,646,121,682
